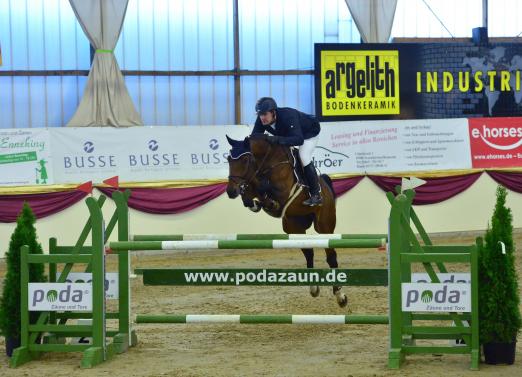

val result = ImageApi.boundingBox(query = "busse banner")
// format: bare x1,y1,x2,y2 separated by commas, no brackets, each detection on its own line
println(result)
315,42,522,121
49,120,471,184
51,126,249,184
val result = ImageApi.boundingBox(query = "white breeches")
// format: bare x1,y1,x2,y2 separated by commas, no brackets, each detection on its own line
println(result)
298,136,319,166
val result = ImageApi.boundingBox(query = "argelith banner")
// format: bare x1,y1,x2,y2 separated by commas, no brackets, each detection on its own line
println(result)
315,43,522,121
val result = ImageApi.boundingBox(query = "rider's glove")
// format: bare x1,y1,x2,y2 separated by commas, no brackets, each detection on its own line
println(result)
264,134,280,144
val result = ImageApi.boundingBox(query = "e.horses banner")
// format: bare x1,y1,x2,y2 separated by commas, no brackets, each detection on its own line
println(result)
315,43,522,121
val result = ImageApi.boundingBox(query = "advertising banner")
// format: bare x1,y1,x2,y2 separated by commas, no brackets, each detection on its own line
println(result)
469,117,522,168
411,273,471,284
51,126,249,184
401,283,471,312
2,118,522,188
315,43,522,121
0,129,52,185
317,118,471,174
28,283,92,311
57,272,119,299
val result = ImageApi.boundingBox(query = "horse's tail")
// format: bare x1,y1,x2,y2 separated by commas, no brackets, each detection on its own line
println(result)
320,174,336,200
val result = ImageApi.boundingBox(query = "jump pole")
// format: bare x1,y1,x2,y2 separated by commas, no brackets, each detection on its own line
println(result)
109,238,386,251
131,233,388,241
135,314,389,325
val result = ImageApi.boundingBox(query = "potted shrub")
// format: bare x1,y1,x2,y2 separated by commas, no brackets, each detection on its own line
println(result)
478,185,521,364
0,203,46,357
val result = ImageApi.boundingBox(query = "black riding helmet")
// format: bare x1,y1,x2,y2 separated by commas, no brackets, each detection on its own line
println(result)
255,97,277,114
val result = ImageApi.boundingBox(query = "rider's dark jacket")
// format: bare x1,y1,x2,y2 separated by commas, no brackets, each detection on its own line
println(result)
251,107,320,146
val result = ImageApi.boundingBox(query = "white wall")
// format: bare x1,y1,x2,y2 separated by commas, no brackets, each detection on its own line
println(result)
0,173,519,258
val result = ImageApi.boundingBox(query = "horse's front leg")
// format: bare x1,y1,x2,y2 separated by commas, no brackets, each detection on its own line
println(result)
325,248,348,307
301,248,319,297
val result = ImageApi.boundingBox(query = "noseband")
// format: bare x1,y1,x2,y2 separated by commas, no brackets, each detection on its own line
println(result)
228,153,256,195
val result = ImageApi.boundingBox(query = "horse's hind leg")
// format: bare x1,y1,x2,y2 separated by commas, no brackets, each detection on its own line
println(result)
324,247,347,307
314,200,348,307
302,248,319,297
283,215,319,297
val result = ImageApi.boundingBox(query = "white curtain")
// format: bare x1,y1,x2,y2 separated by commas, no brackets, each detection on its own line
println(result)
345,0,398,43
67,0,143,127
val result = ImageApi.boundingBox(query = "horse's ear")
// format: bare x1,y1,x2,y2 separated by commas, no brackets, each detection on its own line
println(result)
226,135,236,146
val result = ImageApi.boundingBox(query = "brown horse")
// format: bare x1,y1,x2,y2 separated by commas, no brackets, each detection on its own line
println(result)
226,134,347,307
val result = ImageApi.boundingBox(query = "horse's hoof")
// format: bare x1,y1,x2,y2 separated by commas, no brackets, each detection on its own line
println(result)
335,291,348,308
309,285,320,297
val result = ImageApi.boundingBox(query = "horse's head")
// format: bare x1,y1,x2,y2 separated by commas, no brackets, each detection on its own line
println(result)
226,135,255,199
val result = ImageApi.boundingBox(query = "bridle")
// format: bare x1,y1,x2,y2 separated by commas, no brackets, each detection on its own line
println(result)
228,153,257,195
228,141,292,196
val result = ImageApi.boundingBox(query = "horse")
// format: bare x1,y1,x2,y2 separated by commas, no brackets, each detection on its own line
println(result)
226,134,347,307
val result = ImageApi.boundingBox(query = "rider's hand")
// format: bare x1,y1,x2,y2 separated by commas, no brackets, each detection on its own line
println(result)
264,134,280,144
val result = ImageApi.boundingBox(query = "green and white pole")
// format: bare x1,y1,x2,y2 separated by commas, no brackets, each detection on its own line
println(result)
135,314,389,325
131,233,388,241
110,238,386,251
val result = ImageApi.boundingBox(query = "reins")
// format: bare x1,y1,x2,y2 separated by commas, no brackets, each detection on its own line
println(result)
228,140,293,197
254,142,292,177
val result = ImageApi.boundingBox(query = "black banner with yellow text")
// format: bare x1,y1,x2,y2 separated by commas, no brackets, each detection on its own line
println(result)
315,42,522,121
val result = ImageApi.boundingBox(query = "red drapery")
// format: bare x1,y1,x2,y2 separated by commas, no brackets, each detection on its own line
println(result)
0,190,87,223
368,173,483,205
487,171,522,193
1,171,521,222
98,183,227,215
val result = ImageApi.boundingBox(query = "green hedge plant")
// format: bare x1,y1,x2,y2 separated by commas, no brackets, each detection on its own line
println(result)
0,203,46,340
479,186,521,344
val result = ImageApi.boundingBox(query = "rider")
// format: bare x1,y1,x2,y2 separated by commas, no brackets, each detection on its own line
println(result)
251,97,322,206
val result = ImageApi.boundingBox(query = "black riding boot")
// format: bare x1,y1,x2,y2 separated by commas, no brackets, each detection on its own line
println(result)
302,163,322,206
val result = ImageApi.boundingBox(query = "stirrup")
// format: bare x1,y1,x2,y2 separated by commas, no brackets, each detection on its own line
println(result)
303,194,322,206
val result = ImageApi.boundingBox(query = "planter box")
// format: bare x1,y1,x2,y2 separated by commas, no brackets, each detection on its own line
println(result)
483,340,517,365
5,337,20,357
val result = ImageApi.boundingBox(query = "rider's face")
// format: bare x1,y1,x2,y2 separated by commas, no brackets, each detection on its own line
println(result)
259,110,276,126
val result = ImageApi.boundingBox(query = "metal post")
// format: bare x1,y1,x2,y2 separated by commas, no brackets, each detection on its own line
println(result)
233,0,241,124
482,0,488,28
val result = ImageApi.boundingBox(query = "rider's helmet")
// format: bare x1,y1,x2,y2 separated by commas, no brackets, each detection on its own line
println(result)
255,97,277,114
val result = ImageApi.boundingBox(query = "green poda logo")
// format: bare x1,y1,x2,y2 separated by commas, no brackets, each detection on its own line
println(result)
32,285,85,306
46,290,58,302
405,285,463,307
421,290,433,303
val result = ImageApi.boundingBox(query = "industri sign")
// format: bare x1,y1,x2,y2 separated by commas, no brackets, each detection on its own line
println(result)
315,43,522,120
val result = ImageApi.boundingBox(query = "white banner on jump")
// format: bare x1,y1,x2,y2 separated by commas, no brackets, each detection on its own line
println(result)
57,272,119,299
28,283,92,311
402,283,471,312
411,273,471,284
